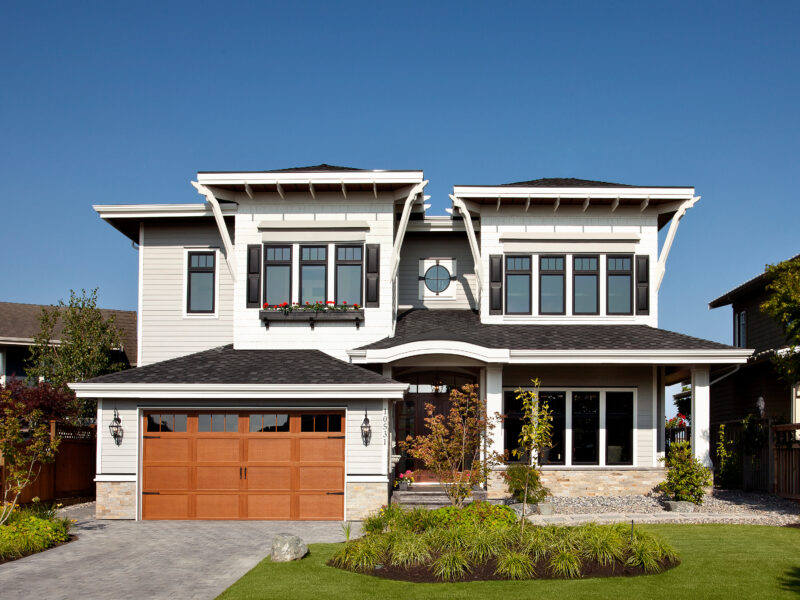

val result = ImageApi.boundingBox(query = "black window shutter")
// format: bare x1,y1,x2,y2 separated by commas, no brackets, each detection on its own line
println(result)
365,244,380,307
635,255,649,315
246,245,262,308
489,255,503,314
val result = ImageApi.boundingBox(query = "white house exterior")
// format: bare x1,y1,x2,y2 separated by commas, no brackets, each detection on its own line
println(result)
71,166,751,520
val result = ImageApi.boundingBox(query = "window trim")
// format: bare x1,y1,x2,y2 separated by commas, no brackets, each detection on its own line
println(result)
299,245,328,305
606,254,634,315
263,244,293,307
185,249,218,316
734,309,747,347
605,391,634,466
572,254,600,315
334,244,364,306
504,255,532,315
538,254,566,316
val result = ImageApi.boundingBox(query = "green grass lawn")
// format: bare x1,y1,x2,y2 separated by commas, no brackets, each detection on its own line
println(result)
218,525,800,600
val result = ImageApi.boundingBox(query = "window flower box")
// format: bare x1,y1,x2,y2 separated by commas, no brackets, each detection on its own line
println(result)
259,302,364,329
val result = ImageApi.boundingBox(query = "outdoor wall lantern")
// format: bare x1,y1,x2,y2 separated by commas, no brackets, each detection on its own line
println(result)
109,408,124,446
361,411,372,446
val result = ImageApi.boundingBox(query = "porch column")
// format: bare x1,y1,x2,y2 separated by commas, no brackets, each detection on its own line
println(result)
0,349,5,387
485,365,504,458
690,365,712,467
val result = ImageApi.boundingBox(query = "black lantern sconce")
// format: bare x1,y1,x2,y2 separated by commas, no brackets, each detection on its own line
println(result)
360,411,372,446
109,408,124,446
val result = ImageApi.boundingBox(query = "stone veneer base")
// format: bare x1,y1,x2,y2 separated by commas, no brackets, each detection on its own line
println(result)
346,481,388,520
487,468,666,498
96,481,137,519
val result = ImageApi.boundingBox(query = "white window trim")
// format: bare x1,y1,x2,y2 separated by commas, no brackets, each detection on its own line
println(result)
182,247,220,319
419,257,457,301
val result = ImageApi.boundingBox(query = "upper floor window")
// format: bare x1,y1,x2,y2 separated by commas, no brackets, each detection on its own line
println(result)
607,255,633,315
573,255,599,315
300,246,327,305
505,256,531,314
335,246,363,305
187,251,215,313
264,246,291,306
539,255,565,315
734,310,747,347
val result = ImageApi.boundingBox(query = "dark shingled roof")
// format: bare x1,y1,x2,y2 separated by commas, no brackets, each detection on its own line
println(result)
83,345,400,385
263,164,366,173
502,178,634,188
709,254,800,308
0,302,138,366
358,310,733,351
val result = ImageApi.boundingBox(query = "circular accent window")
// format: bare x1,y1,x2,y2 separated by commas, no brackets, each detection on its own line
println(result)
424,264,451,294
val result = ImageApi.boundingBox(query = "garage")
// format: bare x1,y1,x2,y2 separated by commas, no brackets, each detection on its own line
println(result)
141,410,345,520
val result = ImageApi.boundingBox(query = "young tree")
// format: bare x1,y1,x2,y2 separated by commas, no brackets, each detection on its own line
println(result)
26,288,124,421
399,383,501,507
760,256,800,385
0,388,61,525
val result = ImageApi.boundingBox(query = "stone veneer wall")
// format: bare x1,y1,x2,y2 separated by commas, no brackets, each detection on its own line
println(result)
96,481,137,519
486,468,665,498
346,481,388,520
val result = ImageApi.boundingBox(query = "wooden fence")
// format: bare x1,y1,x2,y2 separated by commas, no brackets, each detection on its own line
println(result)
710,419,772,493
1,421,96,504
773,424,800,500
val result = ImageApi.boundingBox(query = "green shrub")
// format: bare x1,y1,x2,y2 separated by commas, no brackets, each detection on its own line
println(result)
430,501,518,530
388,531,431,568
431,549,471,581
504,464,549,504
465,526,502,563
0,515,71,561
495,550,535,580
659,441,713,504
549,548,582,578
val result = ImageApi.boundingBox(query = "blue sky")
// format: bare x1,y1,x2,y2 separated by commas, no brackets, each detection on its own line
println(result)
1,1,798,350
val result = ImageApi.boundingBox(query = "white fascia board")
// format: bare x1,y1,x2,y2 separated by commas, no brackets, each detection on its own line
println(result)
95,474,137,482
197,171,424,186
93,204,237,219
507,349,753,364
349,342,511,364
69,383,409,399
453,186,695,200
499,232,640,242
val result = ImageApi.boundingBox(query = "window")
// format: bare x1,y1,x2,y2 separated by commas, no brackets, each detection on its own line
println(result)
606,392,633,465
300,413,342,433
734,310,747,347
505,256,531,314
249,413,290,433
300,246,327,305
146,413,187,433
572,391,599,465
187,251,215,313
539,392,566,465
424,264,451,294
573,255,599,315
264,246,292,306
607,255,633,314
335,246,363,305
198,413,238,433
539,255,565,314
503,391,526,461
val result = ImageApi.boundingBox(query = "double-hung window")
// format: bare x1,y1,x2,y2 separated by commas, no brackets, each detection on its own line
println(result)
187,251,215,313
505,256,531,314
539,255,565,315
573,255,599,315
733,310,747,347
300,246,327,305
607,255,633,315
335,246,363,306
264,246,292,306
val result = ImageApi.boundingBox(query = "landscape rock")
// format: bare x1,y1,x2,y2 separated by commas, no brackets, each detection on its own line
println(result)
270,534,308,562
664,500,695,513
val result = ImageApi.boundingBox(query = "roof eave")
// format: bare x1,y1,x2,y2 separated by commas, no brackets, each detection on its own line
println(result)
69,382,409,399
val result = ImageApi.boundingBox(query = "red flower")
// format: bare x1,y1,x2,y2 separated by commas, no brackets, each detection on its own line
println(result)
353,304,359,309
306,302,310,305
326,300,334,304
342,301,347,305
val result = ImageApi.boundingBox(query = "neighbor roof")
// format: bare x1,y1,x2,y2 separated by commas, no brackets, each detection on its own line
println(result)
197,164,419,174
502,178,634,188
358,310,733,351
82,345,399,385
709,254,800,308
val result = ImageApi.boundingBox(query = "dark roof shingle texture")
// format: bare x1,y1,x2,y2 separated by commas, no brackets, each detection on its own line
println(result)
502,178,634,188
359,310,733,351
84,345,400,385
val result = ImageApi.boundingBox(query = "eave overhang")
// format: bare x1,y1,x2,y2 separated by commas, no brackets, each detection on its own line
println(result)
69,382,409,399
93,203,237,243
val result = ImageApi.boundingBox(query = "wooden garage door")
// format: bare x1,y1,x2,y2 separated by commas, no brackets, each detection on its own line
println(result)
141,411,344,520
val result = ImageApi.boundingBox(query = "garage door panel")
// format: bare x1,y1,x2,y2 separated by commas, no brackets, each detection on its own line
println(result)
297,493,343,520
143,466,190,491
196,466,241,491
196,438,241,462
247,438,292,462
246,466,291,491
195,494,240,519
296,438,345,462
143,494,190,519
297,466,344,492
143,438,191,462
246,494,292,519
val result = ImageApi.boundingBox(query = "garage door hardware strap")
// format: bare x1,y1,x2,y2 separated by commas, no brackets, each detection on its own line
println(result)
326,492,344,495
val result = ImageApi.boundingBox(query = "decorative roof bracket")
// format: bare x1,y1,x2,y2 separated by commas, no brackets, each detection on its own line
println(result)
191,181,238,282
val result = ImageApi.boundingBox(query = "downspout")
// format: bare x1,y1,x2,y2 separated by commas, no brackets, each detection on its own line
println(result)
655,196,700,292
390,180,429,281
191,181,238,281
450,194,483,293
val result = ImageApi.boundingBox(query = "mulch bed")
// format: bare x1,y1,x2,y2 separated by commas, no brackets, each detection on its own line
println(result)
0,534,78,566
783,523,800,529
329,556,679,583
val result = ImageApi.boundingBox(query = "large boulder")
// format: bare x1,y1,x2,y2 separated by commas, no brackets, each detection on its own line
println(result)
663,500,695,513
271,534,308,562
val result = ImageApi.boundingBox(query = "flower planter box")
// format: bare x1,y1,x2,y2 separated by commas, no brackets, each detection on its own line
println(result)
259,309,364,330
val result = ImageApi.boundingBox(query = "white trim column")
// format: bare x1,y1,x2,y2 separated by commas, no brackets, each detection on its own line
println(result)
485,365,504,458
690,365,712,467
0,349,5,387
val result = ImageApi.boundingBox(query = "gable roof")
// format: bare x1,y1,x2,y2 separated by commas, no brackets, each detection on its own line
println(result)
0,302,138,366
709,254,800,308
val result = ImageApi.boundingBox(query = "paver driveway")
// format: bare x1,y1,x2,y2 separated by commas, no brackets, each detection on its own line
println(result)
0,503,360,600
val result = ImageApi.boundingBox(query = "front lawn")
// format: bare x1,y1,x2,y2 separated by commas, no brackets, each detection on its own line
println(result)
218,524,800,599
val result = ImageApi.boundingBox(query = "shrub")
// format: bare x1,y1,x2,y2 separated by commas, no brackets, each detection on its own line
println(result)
659,441,713,504
431,549,471,581
495,550,535,580
504,464,549,505
0,514,70,561
430,501,517,530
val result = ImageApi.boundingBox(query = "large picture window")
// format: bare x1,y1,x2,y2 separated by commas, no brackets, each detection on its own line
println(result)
573,255,599,315
572,391,599,465
539,255,565,314
264,246,292,306
187,251,215,313
335,246,363,305
606,392,633,465
607,255,633,314
539,391,566,465
503,390,527,461
300,246,327,305
505,256,531,314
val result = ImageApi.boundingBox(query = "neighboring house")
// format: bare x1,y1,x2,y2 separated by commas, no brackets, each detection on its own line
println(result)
0,302,137,386
708,256,800,424
70,165,750,521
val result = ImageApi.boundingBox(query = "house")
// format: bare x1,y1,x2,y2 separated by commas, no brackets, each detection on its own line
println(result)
0,302,137,386
69,166,751,521
708,256,800,424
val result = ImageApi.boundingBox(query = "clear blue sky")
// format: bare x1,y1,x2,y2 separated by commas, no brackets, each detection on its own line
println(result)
2,1,798,349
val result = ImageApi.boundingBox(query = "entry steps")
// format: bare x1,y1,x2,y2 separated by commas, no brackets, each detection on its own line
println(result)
391,484,489,510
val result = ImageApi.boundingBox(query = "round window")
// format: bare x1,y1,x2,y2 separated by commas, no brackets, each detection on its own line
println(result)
424,264,451,294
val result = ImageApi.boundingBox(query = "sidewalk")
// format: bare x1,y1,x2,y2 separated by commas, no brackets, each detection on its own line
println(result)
527,511,799,526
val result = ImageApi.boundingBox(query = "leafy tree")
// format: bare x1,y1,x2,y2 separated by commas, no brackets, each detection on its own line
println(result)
26,288,124,420
2,380,73,422
399,384,501,507
760,256,800,385
0,388,61,525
